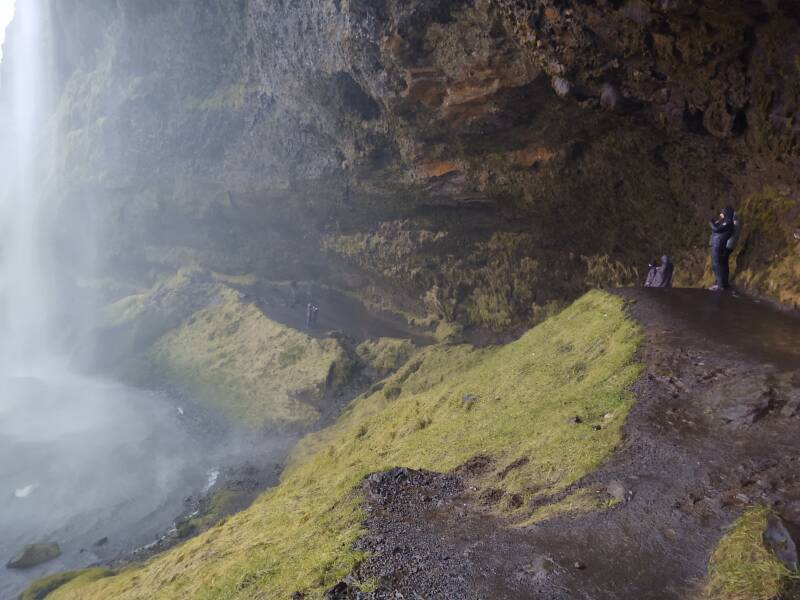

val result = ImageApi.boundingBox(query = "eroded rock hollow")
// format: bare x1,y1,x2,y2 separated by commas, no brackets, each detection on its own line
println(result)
8,0,797,335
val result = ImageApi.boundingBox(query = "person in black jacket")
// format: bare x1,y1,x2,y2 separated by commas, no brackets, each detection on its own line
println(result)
709,206,735,291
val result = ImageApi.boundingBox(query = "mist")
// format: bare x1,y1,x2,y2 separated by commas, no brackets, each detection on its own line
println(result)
0,3,280,596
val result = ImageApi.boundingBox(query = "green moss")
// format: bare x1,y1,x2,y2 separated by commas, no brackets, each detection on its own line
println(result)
382,384,402,400
139,287,349,430
278,344,308,368
6,543,61,569
433,319,463,342
582,255,640,289
733,186,800,306
47,291,641,600
21,568,112,600
522,487,616,526
703,507,799,600
101,268,214,336
356,338,416,376
176,490,237,538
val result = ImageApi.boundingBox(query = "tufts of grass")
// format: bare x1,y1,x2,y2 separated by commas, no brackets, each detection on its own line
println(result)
732,186,800,307
356,337,416,377
704,507,799,600
138,286,349,430
44,290,641,600
522,487,617,526
175,490,237,538
21,569,112,600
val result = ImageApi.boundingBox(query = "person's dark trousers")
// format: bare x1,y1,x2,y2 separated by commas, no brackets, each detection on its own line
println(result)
711,247,724,289
720,249,732,289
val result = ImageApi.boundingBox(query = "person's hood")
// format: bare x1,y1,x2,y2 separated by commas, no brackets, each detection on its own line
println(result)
660,255,671,266
722,206,734,221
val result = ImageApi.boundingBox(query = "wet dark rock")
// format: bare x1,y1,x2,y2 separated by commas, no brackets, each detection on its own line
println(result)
600,83,619,111
456,455,493,477
573,561,586,570
479,488,505,506
568,415,582,424
606,481,628,503
719,389,774,426
780,391,800,418
552,77,572,97
763,514,798,572
783,502,800,524
507,493,524,509
6,543,61,569
323,581,358,599
93,536,109,547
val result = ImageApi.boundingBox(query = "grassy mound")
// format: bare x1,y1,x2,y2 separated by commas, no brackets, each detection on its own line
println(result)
133,286,350,430
356,337,416,377
43,290,640,599
20,569,112,600
704,507,799,600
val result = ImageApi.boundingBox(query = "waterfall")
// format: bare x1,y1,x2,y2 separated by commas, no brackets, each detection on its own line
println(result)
0,0,55,371
0,6,221,595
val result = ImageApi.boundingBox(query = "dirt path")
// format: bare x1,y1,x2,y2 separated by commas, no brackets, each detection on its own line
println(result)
240,281,433,345
342,288,800,599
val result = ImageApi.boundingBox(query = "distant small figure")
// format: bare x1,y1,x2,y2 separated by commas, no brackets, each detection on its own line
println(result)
305,302,319,329
287,281,299,308
709,206,735,291
644,256,673,288
644,258,658,287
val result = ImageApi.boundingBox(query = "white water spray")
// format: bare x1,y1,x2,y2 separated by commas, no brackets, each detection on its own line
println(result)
0,4,224,595
0,0,53,369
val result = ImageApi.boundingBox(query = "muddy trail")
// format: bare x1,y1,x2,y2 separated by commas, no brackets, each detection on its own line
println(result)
338,288,800,600
237,282,433,345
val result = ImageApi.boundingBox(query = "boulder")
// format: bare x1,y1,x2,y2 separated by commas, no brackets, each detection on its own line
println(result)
606,480,628,503
780,391,800,418
763,514,798,572
718,389,773,426
323,581,358,599
6,543,61,569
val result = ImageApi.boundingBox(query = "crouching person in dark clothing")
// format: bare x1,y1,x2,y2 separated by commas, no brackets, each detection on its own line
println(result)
709,206,734,291
644,258,658,287
645,256,674,288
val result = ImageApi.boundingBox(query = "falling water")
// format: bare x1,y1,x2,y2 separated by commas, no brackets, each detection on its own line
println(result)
0,0,52,368
0,3,236,596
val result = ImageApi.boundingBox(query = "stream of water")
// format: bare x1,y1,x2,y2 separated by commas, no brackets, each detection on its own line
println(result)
0,4,229,596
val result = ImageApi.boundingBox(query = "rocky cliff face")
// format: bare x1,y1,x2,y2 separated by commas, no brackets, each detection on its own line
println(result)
24,0,800,331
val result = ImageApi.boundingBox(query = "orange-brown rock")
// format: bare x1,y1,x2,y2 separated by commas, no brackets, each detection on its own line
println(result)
402,67,447,108
513,145,557,168
417,160,460,179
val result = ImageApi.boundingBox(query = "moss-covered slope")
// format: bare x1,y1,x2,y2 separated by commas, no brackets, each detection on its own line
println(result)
96,269,352,431
703,507,799,600
41,290,640,599
136,286,350,430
